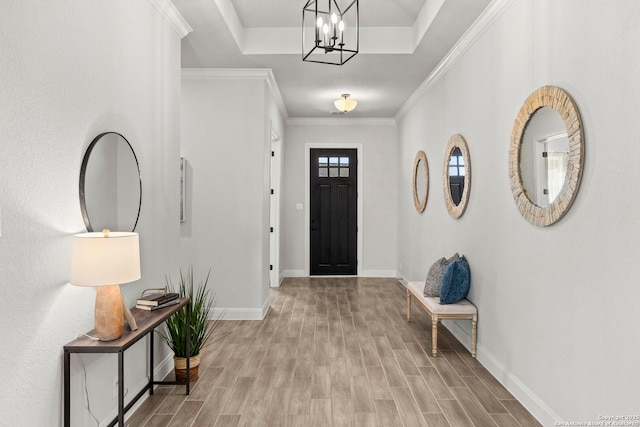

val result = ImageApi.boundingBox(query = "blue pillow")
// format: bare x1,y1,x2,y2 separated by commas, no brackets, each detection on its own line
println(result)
440,256,471,304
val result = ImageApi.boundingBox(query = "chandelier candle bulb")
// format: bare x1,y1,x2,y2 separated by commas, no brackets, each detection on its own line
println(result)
331,13,338,38
302,0,359,65
316,16,322,43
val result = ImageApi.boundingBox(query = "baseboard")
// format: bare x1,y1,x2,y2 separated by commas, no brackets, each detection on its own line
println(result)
210,302,269,320
360,269,397,278
441,319,474,354
283,269,398,278
282,269,305,277
441,321,558,426
100,354,175,426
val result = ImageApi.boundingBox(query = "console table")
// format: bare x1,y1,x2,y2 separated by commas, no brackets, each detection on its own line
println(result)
64,298,191,427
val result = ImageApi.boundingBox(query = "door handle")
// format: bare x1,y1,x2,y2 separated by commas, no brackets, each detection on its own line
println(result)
310,219,319,230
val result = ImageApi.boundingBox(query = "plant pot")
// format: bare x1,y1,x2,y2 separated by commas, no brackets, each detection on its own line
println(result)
173,353,201,382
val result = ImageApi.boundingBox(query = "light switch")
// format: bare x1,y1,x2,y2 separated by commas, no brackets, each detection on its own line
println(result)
295,203,303,211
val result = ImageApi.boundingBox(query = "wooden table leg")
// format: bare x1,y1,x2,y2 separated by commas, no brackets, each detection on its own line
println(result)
471,315,478,358
432,315,438,357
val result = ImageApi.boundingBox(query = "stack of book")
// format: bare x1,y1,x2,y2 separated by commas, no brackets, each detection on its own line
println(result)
136,292,180,311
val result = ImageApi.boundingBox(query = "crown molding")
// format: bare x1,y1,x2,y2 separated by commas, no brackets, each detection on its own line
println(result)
148,0,192,39
287,117,396,126
181,68,288,119
396,0,515,120
182,68,272,79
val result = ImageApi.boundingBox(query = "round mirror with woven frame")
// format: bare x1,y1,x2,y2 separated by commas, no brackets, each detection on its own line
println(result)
509,86,585,226
443,134,471,218
412,150,429,213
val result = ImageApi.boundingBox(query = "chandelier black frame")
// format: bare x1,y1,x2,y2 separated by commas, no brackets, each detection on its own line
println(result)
302,0,359,65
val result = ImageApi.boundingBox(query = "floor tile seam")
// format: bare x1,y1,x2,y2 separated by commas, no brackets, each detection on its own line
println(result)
472,373,516,401
460,375,511,413
402,374,447,417
431,399,459,427
418,371,457,401
497,399,530,427
449,385,501,427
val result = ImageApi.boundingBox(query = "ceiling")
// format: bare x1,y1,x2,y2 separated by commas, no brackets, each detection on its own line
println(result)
172,0,492,119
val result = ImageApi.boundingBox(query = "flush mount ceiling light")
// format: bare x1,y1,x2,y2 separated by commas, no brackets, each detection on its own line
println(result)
302,0,359,65
334,93,357,112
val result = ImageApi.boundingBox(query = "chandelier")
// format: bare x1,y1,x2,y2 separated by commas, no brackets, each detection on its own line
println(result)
302,0,359,65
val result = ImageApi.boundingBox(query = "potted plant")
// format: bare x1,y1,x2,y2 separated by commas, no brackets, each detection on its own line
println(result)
159,266,221,382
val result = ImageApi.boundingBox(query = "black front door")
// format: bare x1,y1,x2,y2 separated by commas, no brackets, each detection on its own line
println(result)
310,149,357,275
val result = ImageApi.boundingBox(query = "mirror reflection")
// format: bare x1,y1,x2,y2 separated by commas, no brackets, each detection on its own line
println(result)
443,134,471,218
412,151,428,213
80,132,141,232
416,159,427,204
519,107,569,208
448,147,465,206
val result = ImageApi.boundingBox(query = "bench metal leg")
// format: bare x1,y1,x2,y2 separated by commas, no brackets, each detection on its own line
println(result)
406,291,412,321
431,315,439,357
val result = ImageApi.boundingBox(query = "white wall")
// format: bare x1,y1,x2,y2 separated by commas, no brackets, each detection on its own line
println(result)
0,1,185,425
396,0,640,423
282,120,398,277
180,70,284,319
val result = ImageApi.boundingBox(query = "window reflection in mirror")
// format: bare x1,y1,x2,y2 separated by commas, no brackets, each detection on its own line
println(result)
448,147,465,206
519,107,569,208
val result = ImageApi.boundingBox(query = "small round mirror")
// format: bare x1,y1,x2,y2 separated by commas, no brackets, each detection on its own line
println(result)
443,134,471,218
413,151,429,213
80,132,142,232
509,86,584,226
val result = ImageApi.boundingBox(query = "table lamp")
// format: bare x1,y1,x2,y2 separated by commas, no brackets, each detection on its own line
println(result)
70,230,141,341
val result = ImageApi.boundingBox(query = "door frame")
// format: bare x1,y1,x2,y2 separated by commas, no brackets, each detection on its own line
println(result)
270,126,281,287
305,142,363,276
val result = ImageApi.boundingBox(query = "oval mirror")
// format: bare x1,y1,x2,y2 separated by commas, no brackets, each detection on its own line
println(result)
413,151,429,213
509,86,584,226
80,132,142,232
443,134,471,218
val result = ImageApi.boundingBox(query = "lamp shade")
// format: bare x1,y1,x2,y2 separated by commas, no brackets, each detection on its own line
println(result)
334,94,357,112
70,231,140,287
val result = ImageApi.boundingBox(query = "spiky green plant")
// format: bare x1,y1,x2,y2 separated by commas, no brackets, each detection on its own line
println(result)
158,267,222,357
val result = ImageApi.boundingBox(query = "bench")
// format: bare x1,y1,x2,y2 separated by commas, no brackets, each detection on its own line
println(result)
406,281,477,358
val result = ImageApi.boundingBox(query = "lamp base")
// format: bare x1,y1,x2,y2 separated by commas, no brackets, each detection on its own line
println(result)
95,285,124,341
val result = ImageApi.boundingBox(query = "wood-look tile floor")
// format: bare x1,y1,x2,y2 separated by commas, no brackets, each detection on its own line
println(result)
127,277,541,427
